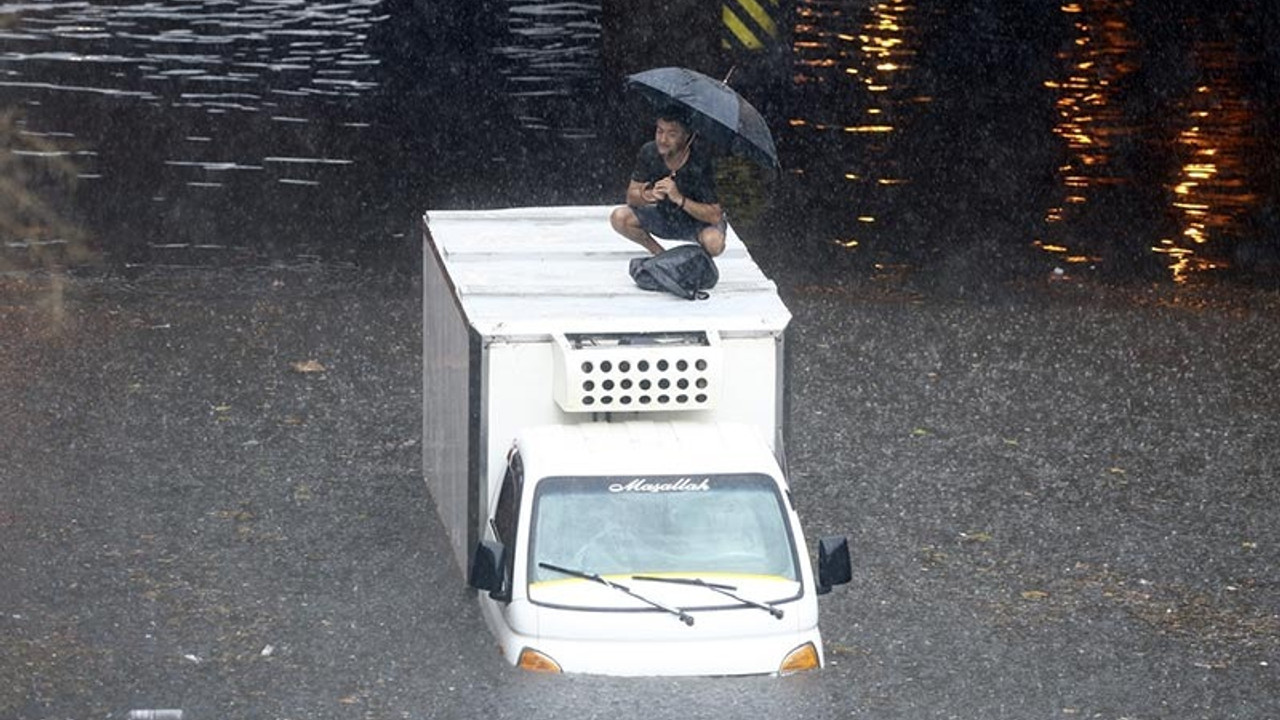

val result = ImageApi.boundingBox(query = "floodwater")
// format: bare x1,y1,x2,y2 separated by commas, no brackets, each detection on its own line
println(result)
1,0,1278,282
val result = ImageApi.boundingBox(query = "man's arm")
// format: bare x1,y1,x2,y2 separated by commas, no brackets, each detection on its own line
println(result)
679,196,723,226
626,179,657,207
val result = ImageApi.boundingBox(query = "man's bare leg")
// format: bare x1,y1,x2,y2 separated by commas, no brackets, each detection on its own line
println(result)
610,206,664,255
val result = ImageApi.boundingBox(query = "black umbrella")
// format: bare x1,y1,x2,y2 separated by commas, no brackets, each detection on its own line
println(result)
625,66,779,170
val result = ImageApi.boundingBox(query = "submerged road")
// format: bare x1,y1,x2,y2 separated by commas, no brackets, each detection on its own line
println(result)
2,262,1277,719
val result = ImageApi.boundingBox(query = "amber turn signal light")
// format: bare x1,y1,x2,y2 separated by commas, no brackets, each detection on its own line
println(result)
779,642,820,675
517,647,562,673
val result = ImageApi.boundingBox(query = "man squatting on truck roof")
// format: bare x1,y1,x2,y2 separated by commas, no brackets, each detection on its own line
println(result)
610,109,728,257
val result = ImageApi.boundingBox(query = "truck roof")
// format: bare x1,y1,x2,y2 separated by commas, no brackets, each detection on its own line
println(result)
514,421,785,481
423,205,791,339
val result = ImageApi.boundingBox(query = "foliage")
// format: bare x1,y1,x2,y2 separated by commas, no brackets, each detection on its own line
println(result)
0,109,95,270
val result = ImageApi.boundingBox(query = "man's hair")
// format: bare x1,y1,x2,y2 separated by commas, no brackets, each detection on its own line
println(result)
656,106,691,130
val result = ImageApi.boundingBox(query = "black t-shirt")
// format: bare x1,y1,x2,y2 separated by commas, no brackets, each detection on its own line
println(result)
629,140,719,214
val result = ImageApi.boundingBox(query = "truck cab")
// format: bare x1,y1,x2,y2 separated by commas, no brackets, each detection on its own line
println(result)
468,421,851,676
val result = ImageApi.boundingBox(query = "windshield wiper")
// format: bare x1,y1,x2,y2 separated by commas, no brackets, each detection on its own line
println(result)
539,562,695,626
631,576,784,619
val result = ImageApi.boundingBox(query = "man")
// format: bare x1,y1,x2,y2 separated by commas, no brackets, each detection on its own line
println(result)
609,111,726,257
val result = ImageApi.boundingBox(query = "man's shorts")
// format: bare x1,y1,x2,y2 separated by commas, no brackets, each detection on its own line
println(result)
633,203,727,242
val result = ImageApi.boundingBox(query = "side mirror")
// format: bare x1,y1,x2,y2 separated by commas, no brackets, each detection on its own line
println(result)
816,536,852,595
468,540,511,602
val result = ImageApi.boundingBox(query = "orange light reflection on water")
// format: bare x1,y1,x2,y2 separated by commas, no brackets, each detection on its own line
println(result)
1042,1,1262,281
791,0,1266,276
1041,0,1140,236
790,0,926,248
1154,65,1260,282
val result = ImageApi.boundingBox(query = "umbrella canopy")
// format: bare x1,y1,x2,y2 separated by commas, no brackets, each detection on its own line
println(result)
625,67,779,170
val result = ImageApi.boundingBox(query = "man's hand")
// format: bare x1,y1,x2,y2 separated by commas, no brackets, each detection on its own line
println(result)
652,176,683,208
640,181,660,204
627,179,658,207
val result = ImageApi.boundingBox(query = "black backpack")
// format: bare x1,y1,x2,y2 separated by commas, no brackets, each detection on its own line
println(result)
628,245,719,300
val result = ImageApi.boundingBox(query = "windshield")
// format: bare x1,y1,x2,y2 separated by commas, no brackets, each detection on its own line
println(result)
528,473,798,588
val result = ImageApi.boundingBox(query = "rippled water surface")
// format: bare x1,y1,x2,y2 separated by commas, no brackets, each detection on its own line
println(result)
2,0,398,266
2,0,1278,281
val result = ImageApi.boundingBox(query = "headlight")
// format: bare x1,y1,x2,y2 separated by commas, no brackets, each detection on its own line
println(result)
517,647,562,673
779,642,820,675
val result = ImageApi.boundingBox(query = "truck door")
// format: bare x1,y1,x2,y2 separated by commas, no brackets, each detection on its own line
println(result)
472,451,525,601
492,452,524,589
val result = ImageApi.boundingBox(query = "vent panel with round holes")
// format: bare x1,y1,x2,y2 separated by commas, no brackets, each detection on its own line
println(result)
552,332,721,413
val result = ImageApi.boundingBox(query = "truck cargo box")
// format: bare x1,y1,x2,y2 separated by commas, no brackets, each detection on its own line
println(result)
422,206,792,573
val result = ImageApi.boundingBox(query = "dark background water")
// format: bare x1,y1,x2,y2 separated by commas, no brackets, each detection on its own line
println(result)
2,0,1278,284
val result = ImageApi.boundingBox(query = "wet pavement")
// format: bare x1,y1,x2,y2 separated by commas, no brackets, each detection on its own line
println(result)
2,259,1277,719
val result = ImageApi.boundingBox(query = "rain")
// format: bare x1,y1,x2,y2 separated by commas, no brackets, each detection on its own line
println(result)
2,1,1278,718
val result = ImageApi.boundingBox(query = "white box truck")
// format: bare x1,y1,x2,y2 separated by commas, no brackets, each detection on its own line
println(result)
422,206,850,676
